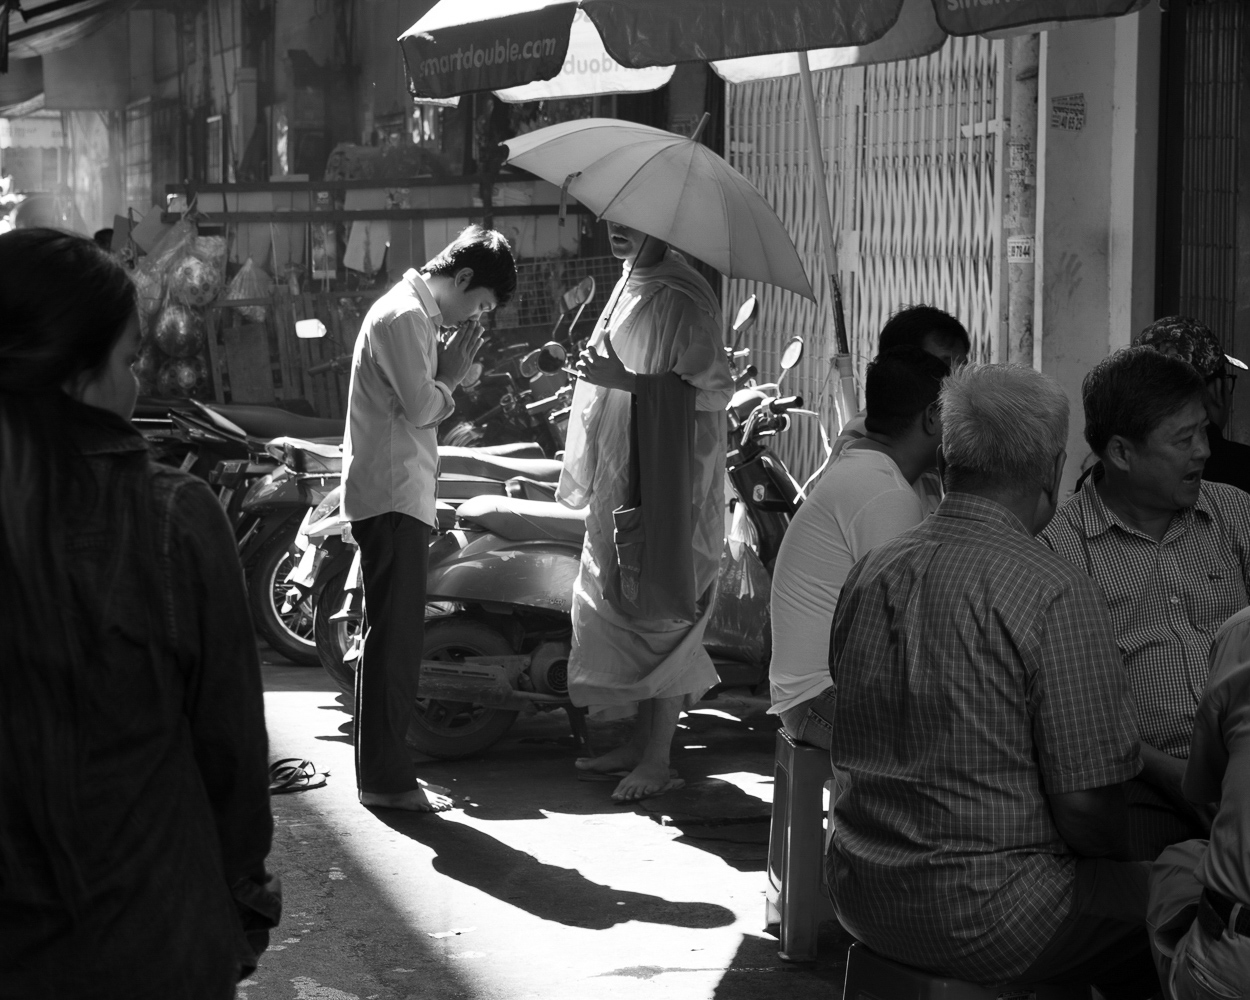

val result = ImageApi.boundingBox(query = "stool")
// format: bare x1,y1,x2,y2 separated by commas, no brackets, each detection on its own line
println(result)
843,942,1092,1000
765,729,836,961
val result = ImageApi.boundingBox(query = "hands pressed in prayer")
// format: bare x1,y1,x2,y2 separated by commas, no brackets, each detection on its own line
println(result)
574,334,637,394
436,319,485,389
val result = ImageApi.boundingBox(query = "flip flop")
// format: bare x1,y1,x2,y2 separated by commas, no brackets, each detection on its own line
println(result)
614,776,686,804
269,758,329,794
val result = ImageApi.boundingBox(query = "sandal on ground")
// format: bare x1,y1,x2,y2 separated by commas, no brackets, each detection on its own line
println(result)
269,758,329,794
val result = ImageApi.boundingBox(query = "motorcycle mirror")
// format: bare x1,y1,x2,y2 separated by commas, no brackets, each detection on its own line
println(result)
462,362,483,389
519,350,542,379
562,276,596,312
780,337,805,372
732,296,758,335
537,341,567,374
295,318,327,339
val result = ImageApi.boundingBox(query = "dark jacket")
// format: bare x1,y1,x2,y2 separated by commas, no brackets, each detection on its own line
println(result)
0,408,277,999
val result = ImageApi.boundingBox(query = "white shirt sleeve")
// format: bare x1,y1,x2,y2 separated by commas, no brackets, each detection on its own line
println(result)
843,486,926,561
369,310,455,430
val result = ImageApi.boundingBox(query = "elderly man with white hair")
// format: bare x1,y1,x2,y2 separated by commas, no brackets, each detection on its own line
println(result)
827,365,1157,997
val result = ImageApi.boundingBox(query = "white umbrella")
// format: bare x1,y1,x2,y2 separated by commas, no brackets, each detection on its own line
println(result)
504,118,815,300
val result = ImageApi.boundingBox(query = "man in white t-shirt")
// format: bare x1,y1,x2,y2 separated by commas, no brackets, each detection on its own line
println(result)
830,305,969,514
769,345,950,747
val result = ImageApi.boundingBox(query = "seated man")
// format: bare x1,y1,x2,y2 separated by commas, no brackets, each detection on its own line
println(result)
1041,348,1250,860
831,304,969,513
1136,316,1250,495
1148,607,1250,999
769,346,947,748
829,363,1154,996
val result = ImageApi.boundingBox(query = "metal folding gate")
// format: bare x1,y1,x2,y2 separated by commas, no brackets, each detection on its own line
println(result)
724,37,1006,483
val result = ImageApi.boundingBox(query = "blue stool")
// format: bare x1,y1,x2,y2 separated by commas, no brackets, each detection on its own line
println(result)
843,942,1092,1000
765,729,836,961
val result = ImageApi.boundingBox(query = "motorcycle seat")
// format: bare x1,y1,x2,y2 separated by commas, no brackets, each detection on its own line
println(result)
455,495,587,544
267,436,343,474
208,402,345,441
438,447,563,483
459,441,546,460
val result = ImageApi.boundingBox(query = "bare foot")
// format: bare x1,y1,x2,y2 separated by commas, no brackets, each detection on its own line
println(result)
574,745,642,775
360,784,454,812
611,762,682,803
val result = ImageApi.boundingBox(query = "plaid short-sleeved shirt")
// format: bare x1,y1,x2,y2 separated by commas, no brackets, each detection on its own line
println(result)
827,493,1141,984
1040,468,1250,758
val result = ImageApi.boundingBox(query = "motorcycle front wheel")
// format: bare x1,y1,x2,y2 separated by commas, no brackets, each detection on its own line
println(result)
250,526,320,666
313,567,361,700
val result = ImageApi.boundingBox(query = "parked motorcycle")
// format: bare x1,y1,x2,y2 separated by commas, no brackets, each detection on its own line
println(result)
308,333,822,759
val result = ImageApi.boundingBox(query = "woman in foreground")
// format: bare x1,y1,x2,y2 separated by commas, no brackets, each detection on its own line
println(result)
0,229,278,998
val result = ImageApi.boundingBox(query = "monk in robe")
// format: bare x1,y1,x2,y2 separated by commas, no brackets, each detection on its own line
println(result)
559,221,734,803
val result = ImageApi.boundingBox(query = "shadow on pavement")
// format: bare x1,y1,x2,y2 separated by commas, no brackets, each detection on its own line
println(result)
373,811,738,931
709,929,852,999
262,798,486,999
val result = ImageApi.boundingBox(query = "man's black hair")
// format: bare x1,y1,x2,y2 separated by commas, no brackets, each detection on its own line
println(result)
878,305,970,355
1082,346,1205,455
424,224,517,306
864,345,950,437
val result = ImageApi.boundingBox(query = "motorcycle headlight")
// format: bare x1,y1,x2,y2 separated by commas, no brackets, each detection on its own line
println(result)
308,485,343,528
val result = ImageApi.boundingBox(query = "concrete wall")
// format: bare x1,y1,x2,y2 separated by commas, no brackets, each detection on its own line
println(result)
355,0,438,143
1035,7,1161,498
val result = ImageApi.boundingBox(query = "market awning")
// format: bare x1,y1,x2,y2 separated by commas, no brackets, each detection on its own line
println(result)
3,0,138,72
400,0,1150,99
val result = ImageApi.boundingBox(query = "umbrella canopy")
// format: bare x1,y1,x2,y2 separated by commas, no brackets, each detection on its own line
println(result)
503,118,815,300
401,0,1148,98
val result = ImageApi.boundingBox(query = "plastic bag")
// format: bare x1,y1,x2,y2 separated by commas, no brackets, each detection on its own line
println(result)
225,257,274,322
144,218,196,277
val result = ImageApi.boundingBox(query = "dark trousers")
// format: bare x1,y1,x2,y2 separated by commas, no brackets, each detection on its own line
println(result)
351,512,430,794
1019,858,1161,1000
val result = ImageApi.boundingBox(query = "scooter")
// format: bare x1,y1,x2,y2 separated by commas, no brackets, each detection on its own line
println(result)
307,335,819,759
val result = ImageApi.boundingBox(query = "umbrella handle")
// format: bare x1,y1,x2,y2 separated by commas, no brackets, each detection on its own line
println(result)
559,172,581,227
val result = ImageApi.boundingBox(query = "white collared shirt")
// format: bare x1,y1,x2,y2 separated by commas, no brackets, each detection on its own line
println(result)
341,269,455,526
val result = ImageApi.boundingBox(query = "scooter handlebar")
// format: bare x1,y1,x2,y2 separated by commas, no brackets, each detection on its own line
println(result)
525,393,564,416
307,353,351,375
770,395,804,413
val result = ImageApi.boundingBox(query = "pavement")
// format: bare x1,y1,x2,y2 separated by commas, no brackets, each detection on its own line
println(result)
246,648,851,1000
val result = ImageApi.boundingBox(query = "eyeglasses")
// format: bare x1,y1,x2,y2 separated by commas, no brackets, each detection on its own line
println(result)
1207,371,1238,390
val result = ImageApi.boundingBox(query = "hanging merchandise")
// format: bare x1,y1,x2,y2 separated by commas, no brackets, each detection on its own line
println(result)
310,190,337,280
225,257,274,322
132,266,164,321
144,218,198,277
157,355,209,397
194,235,226,274
154,301,206,358
168,254,223,308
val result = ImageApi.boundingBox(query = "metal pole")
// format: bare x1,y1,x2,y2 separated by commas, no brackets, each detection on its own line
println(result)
797,52,841,319
1005,34,1040,366
797,51,857,430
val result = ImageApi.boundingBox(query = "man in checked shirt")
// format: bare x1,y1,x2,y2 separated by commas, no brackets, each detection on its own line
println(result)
1042,347,1250,861
828,364,1153,993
